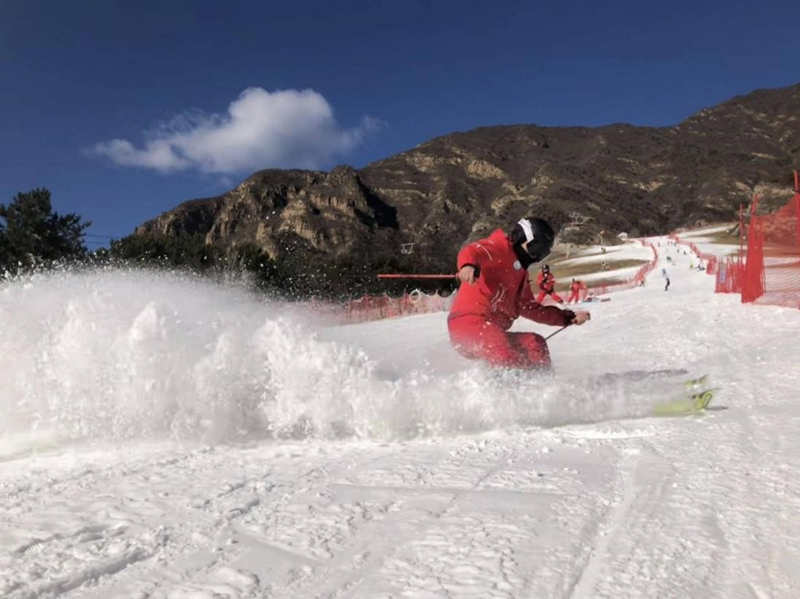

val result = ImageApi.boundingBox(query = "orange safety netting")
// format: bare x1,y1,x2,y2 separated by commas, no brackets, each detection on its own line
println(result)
318,290,452,325
712,204,749,295
715,257,745,294
716,173,800,308
340,241,660,322
739,176,800,308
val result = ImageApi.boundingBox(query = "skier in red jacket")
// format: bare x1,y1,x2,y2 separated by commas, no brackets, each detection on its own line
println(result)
448,217,590,369
567,278,587,303
535,264,564,304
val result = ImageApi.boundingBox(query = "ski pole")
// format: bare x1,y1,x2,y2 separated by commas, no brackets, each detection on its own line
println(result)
545,326,567,340
377,274,457,279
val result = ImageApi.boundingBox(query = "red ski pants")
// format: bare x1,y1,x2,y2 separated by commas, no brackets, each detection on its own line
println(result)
536,290,564,304
448,315,551,369
567,290,580,303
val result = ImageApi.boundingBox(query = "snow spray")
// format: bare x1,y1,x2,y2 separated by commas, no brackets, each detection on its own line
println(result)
1,268,658,448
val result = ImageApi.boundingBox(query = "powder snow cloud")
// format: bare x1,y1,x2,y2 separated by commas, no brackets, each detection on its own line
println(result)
91,87,382,173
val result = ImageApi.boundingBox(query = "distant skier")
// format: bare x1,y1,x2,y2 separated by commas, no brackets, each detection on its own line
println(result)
535,264,565,304
448,217,590,369
662,267,670,291
567,278,587,303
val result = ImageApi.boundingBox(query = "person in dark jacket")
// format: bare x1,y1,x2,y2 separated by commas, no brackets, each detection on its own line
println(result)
448,217,590,369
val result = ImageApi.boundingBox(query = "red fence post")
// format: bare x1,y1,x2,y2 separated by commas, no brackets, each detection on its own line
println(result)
795,170,800,246
742,195,765,303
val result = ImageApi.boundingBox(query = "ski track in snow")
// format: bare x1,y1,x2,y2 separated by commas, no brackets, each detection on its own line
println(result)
1,236,800,598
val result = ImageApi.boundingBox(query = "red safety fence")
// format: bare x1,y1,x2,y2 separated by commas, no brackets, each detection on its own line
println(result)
342,290,451,323
329,241,661,323
317,238,668,324
712,171,800,308
714,257,745,294
743,176,800,307
706,206,749,295
312,290,453,325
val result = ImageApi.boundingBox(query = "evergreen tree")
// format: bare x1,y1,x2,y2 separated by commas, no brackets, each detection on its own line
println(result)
0,188,90,273
0,219,9,271
110,232,211,269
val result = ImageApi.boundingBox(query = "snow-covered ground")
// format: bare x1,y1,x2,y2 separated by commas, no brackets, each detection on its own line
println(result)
675,224,741,256
2,238,799,598
556,240,655,267
569,264,645,285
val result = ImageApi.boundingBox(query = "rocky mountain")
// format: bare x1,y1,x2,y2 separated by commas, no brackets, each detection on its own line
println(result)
132,82,800,287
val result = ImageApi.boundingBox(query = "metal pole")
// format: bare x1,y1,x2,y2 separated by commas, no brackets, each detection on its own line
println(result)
377,274,457,279
544,326,568,340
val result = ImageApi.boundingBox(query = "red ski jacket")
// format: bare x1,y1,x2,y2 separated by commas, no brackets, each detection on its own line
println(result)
537,271,556,292
570,280,585,294
448,229,575,331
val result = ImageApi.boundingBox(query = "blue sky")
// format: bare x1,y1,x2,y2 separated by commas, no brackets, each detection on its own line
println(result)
2,0,799,246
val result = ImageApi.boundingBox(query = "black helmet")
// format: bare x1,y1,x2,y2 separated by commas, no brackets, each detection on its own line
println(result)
510,217,554,265
542,264,550,272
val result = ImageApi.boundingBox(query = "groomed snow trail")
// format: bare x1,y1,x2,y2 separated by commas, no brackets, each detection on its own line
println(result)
1,239,799,598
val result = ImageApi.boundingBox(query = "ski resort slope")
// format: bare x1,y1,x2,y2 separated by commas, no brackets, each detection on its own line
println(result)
1,238,799,598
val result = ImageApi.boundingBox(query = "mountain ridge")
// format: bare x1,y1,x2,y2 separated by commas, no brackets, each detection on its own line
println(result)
131,82,800,290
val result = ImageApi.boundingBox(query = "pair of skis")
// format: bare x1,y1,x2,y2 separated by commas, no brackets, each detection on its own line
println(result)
581,369,717,417
652,374,716,416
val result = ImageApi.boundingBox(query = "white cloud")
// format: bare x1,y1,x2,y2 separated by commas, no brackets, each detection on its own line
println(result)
91,87,382,174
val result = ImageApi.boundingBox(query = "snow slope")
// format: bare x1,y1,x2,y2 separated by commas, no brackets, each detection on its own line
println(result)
1,239,799,598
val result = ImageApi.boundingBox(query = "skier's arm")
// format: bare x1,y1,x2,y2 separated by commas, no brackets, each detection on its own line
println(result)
521,301,591,327
518,280,574,326
456,239,495,284
520,299,576,327
519,279,590,326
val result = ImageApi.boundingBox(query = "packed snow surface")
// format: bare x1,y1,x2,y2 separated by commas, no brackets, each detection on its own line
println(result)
556,239,654,267
1,238,799,598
